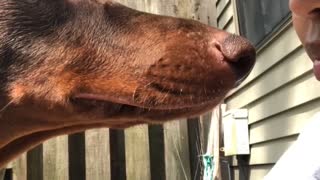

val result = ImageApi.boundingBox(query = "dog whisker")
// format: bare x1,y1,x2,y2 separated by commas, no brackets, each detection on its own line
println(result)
173,136,190,180
0,100,14,115
0,0,256,169
144,81,155,89
132,86,138,102
162,92,169,103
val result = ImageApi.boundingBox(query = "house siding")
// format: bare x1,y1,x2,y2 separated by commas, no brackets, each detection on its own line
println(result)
216,0,318,179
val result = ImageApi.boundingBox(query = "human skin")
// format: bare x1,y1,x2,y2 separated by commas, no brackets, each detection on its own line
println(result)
290,0,320,80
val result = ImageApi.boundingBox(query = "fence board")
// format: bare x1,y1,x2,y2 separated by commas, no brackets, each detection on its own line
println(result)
164,120,192,180
43,136,68,180
85,129,111,180
125,126,150,180
188,118,204,180
0,169,4,180
12,154,26,180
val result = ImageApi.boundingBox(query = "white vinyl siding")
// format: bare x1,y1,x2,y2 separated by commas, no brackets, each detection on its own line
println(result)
216,1,316,179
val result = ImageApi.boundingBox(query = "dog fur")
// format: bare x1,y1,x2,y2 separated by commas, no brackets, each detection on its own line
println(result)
0,0,255,168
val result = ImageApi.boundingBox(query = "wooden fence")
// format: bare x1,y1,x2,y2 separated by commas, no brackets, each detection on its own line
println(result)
1,0,217,180
3,119,213,180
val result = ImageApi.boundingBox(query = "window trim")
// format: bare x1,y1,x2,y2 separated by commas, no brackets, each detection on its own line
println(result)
255,16,292,53
230,0,241,35
232,0,292,52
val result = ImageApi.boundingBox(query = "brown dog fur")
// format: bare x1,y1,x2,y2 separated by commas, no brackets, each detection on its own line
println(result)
0,0,255,168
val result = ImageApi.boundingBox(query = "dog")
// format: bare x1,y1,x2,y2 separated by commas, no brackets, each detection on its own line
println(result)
0,0,255,168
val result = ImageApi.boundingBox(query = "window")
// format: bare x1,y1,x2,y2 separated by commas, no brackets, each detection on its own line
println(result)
236,0,291,47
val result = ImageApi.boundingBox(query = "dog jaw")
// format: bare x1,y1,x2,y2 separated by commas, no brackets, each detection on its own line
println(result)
0,0,255,168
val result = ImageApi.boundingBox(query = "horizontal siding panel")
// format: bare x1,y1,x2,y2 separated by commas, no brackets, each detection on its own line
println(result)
224,19,236,33
227,25,302,99
217,0,230,17
232,136,297,166
248,72,319,124
217,4,233,28
250,136,297,165
250,99,320,144
233,165,273,180
227,47,311,109
216,0,230,14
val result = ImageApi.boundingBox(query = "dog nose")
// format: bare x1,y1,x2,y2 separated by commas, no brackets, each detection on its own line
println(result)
220,34,256,85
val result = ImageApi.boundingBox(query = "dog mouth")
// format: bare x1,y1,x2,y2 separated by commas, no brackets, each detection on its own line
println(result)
70,92,221,121
71,96,153,116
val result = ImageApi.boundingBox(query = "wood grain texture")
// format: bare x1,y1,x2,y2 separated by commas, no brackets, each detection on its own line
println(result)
85,129,111,180
164,121,192,180
12,154,27,180
43,136,69,180
0,169,5,180
125,126,150,180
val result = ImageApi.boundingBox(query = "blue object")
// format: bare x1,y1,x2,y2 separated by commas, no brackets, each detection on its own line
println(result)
202,154,214,180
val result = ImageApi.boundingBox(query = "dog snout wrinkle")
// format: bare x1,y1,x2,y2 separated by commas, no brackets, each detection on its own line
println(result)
0,0,257,168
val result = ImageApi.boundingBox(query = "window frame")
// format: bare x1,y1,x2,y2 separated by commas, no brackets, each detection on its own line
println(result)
232,0,292,51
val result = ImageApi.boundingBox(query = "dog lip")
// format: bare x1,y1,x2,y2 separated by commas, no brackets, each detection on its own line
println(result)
73,93,133,107
72,93,188,110
72,92,218,112
71,93,220,121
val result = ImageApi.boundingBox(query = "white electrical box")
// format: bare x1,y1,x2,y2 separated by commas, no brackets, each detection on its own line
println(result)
223,109,250,156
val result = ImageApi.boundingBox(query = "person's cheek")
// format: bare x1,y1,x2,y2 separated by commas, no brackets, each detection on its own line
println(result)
292,14,309,46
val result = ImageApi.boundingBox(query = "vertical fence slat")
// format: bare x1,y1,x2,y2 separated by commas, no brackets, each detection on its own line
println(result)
85,129,110,180
200,113,213,154
43,135,69,180
0,169,5,180
110,130,126,180
68,133,86,180
12,154,26,180
148,125,166,180
27,145,43,180
164,121,192,180
188,118,203,180
125,125,150,180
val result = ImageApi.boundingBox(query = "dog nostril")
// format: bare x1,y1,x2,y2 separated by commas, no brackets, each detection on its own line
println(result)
220,34,256,85
228,53,255,85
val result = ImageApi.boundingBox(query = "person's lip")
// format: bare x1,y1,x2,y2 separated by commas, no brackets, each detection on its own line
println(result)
313,59,320,81
305,42,320,80
305,41,320,60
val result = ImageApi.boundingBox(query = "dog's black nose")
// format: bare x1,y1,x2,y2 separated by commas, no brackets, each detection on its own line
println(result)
220,34,256,85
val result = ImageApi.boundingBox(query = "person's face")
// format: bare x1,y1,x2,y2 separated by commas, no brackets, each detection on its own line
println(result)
290,0,320,80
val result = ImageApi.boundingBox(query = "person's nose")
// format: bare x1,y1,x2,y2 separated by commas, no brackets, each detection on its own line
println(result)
290,0,320,19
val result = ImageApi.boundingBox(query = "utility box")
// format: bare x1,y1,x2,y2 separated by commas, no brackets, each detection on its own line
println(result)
223,109,250,156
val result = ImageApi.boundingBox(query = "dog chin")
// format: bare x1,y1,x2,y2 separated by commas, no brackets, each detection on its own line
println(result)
70,92,222,124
